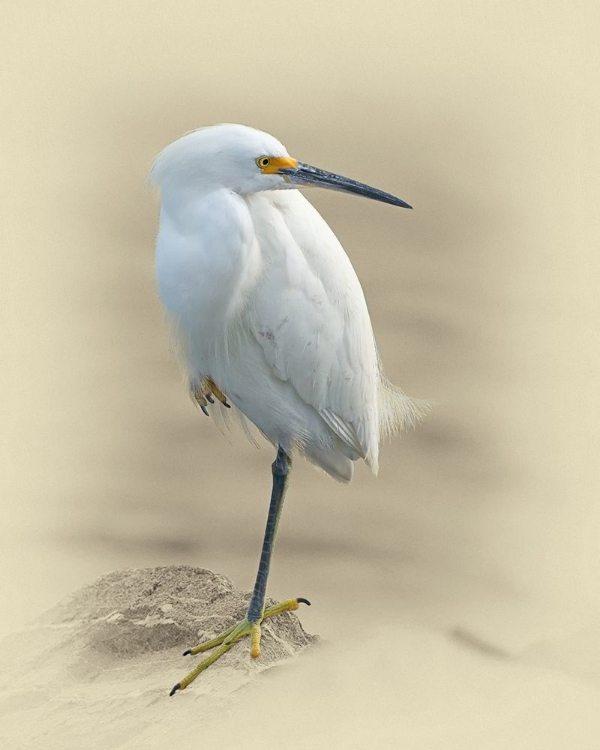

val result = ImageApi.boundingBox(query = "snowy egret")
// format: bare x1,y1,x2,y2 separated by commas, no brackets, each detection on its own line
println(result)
150,124,425,695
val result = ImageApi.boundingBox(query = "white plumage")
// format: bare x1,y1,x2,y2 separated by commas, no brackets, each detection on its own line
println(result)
151,124,424,482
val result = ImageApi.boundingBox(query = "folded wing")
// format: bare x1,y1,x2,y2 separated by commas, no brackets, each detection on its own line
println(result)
245,191,381,472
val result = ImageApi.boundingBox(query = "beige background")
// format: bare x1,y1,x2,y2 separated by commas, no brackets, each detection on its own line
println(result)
1,1,599,746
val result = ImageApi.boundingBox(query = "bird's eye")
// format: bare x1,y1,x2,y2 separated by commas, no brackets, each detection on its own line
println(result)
256,156,271,169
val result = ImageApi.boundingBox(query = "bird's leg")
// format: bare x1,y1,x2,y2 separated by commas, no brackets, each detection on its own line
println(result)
170,446,309,696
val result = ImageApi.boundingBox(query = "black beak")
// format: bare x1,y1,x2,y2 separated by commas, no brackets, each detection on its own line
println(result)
279,162,412,209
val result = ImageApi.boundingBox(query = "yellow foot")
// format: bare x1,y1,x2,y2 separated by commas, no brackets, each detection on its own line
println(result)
169,597,310,696
191,379,232,415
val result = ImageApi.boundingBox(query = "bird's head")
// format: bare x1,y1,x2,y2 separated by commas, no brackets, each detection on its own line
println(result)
150,123,411,209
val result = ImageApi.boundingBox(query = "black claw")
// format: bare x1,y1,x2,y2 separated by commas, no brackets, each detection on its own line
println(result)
296,597,311,606
223,401,231,408
182,649,192,656
206,393,215,404
169,683,181,697
200,404,209,416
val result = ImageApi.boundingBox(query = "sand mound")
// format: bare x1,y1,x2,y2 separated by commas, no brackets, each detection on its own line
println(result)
0,566,316,749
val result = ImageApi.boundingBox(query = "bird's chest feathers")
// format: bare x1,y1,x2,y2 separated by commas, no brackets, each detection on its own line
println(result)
156,190,260,337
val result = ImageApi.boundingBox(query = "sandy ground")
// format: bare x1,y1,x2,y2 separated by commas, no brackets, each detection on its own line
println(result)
3,569,600,750
2,1,600,747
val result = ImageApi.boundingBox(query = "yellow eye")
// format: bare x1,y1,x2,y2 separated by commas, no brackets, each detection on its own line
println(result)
256,156,271,169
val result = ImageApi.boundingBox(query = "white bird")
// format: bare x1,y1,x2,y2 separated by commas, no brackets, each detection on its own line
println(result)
150,124,426,695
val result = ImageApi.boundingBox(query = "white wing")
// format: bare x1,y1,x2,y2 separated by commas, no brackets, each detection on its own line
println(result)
245,190,381,471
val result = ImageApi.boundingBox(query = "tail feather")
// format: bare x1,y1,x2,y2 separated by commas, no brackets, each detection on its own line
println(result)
302,442,355,483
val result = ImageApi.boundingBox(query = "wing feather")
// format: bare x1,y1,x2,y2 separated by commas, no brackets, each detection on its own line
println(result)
319,408,366,459
244,191,380,468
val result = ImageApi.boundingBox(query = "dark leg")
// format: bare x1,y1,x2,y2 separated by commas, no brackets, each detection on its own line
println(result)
247,446,290,622
169,445,309,696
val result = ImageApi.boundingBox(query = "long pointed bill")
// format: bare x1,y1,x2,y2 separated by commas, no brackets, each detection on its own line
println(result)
278,162,412,209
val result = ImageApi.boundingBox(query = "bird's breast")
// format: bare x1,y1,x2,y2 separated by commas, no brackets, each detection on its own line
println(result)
155,189,261,376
